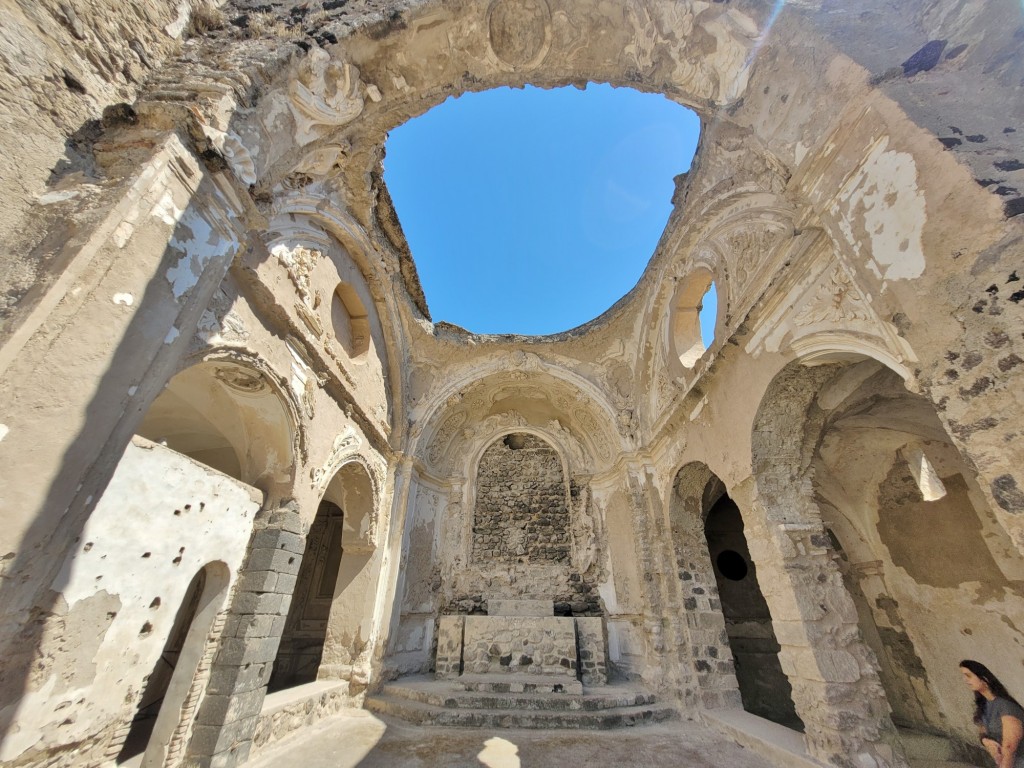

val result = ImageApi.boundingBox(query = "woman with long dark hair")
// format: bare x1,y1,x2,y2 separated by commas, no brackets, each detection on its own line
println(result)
960,660,1024,768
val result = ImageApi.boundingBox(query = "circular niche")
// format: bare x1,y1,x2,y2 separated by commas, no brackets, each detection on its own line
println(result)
716,550,748,581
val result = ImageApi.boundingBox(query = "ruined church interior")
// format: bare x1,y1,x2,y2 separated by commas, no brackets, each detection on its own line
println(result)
1,0,1023,766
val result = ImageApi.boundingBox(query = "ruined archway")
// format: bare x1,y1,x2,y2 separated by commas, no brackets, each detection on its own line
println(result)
805,360,1024,760
136,358,297,494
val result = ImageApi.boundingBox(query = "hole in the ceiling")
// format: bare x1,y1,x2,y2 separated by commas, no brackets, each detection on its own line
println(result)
384,83,700,335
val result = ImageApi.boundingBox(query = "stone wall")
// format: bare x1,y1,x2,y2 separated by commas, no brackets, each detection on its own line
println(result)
472,433,570,565
463,616,577,678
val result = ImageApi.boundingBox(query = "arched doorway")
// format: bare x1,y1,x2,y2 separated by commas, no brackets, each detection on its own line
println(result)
269,500,345,691
270,461,379,691
704,494,801,729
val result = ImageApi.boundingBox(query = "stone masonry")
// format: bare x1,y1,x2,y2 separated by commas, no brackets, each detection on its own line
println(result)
473,433,570,564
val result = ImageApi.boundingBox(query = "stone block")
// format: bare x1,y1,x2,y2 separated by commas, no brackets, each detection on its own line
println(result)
267,509,305,536
435,615,464,680
233,614,279,640
575,617,607,686
487,599,553,616
276,573,298,596
463,616,577,677
217,636,282,666
237,569,278,594
245,547,301,575
206,661,273,696
231,591,288,616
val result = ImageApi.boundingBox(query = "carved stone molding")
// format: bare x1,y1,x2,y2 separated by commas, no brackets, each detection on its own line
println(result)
310,426,363,490
272,244,324,337
213,365,266,394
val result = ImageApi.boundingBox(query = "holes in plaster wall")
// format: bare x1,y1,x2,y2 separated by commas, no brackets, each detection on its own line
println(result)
671,270,718,369
332,282,370,358
150,597,161,609
139,622,153,635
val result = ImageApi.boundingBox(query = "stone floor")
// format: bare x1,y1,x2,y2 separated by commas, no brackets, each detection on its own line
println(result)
244,709,777,768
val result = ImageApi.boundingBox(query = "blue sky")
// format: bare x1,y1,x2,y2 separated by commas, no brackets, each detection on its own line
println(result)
384,83,708,337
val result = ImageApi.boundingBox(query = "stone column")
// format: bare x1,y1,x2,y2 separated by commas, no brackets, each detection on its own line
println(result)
675,519,741,710
186,504,306,768
738,479,906,768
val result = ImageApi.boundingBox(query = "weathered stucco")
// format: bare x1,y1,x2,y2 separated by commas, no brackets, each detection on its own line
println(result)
0,0,1023,766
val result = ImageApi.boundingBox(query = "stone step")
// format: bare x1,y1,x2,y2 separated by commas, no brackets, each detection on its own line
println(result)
365,692,677,730
456,672,583,695
380,678,656,712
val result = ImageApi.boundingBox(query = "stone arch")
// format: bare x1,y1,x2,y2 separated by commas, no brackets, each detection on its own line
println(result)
248,0,768,195
116,561,231,767
414,359,623,475
668,462,739,710
751,358,903,765
804,359,1024,755
136,356,298,496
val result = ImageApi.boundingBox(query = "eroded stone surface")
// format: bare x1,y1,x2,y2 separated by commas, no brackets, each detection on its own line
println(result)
0,2,1022,768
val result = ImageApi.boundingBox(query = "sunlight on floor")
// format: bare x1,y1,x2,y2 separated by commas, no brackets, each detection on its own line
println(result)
477,736,521,768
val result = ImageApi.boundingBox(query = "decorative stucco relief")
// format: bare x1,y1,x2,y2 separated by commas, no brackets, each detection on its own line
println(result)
310,426,363,491
487,0,552,70
290,48,366,146
272,244,324,337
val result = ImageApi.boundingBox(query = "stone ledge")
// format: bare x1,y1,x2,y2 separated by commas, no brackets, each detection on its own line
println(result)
701,709,825,768
250,681,350,757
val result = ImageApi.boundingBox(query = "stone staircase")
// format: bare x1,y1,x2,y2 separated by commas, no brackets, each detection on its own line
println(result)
364,674,677,729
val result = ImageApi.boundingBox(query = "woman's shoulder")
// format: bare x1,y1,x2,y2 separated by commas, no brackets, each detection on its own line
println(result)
989,696,1024,721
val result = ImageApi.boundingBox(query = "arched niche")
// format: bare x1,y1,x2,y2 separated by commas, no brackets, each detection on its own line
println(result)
332,281,370,358
136,359,296,492
472,432,570,566
116,561,231,767
272,460,380,690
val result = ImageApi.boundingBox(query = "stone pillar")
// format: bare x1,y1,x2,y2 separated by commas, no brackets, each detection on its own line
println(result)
186,504,306,768
668,463,741,710
675,523,741,710
740,482,906,768
435,615,465,680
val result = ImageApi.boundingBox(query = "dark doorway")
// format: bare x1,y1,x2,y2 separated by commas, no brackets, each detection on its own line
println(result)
704,495,802,729
269,501,344,691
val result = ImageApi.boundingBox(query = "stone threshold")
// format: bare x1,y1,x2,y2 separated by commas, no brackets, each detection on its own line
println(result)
701,710,825,768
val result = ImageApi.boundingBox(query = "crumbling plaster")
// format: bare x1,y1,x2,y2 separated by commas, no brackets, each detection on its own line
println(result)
0,0,1023,766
